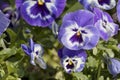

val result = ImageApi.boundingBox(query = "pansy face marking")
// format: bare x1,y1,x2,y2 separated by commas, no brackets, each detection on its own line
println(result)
78,0,116,10
95,0,116,10
63,56,85,73
102,20,114,35
58,47,87,73
69,27,88,47
98,0,110,5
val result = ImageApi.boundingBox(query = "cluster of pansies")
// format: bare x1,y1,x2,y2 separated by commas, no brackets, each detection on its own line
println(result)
0,0,120,79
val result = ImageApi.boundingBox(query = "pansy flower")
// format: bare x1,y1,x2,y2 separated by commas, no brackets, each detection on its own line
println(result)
58,47,87,73
117,0,120,22
16,0,66,27
78,0,116,11
93,8,119,41
0,1,20,27
104,56,120,78
21,38,47,69
58,10,100,50
0,10,10,35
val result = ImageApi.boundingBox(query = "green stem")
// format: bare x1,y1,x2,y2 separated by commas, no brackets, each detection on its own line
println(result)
97,60,102,80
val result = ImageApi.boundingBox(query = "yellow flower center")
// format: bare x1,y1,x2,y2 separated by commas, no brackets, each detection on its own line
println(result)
77,31,81,36
68,60,73,65
38,0,44,5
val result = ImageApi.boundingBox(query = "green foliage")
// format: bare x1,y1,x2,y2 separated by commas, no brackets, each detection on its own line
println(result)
0,0,120,80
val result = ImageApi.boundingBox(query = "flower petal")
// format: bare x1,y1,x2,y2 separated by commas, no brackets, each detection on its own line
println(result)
117,0,120,22
0,10,10,35
15,0,25,9
82,25,100,49
29,38,34,51
107,58,120,77
79,0,116,10
63,10,94,27
36,56,47,69
21,44,31,55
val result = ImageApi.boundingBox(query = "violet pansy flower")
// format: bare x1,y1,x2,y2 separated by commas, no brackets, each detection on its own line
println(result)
79,0,116,11
17,0,66,27
0,10,10,35
93,8,119,41
58,47,87,73
21,38,47,69
0,1,20,27
58,10,100,50
117,0,120,22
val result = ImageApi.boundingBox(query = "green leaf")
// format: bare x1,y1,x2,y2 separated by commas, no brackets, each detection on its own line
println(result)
73,72,88,80
98,76,104,80
93,47,98,55
6,75,20,80
0,48,17,61
61,2,83,17
6,61,17,74
105,49,114,58
0,69,5,78
6,29,17,43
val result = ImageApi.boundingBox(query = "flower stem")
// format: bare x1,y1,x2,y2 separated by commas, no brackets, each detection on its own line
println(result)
97,60,102,80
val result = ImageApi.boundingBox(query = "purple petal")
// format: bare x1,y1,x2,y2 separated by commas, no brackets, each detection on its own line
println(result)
59,47,87,59
117,0,120,22
107,58,120,77
21,44,31,55
93,8,103,22
54,0,66,17
63,10,94,27
0,10,10,35
78,0,94,11
82,25,100,49
0,1,10,10
15,0,25,9
29,38,34,51
58,48,63,58
93,8,113,23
